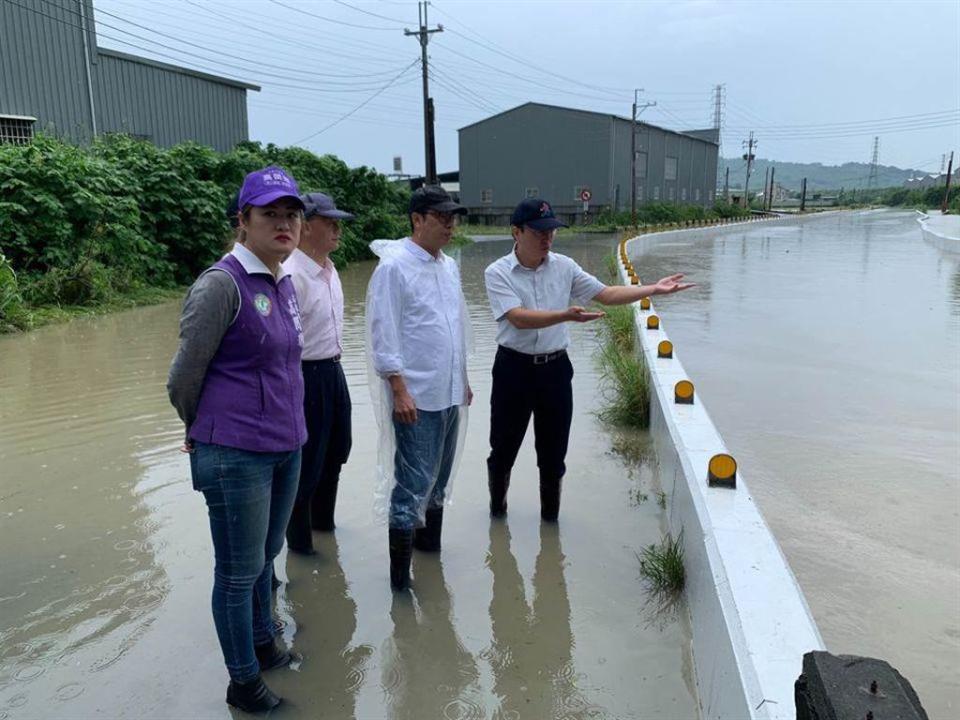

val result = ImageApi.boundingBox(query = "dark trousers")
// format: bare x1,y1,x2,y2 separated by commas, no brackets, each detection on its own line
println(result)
487,346,574,480
286,358,352,546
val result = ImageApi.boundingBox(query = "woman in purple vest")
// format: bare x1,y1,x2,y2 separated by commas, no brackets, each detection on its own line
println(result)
167,166,307,713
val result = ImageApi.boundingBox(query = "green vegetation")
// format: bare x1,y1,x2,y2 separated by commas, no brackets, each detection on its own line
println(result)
595,303,651,429
881,185,959,213
638,530,685,596
0,134,409,332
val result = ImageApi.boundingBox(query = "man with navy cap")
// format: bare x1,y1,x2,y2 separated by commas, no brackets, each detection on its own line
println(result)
484,197,693,522
282,193,356,554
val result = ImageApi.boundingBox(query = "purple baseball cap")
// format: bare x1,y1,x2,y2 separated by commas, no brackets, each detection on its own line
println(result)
238,166,305,209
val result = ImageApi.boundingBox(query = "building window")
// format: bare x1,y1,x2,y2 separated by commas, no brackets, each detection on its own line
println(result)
635,151,647,179
525,187,539,198
667,187,675,202
480,189,493,204
0,115,35,145
681,187,687,201
653,186,660,201
694,188,701,202
636,185,644,200
664,156,678,181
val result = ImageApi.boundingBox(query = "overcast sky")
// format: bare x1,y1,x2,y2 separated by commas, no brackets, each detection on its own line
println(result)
95,0,960,176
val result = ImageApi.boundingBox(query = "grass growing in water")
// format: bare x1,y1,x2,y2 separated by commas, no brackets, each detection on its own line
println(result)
638,531,685,596
595,303,651,428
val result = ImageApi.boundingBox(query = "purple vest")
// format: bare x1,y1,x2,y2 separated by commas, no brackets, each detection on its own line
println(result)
190,253,307,452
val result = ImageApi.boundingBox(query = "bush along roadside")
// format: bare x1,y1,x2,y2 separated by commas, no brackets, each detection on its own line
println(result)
594,293,651,429
0,134,411,332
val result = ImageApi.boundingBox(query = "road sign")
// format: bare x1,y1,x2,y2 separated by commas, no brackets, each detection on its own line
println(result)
579,188,592,202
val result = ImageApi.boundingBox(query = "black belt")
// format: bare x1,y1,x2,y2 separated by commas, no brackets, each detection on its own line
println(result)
303,354,341,364
498,345,567,365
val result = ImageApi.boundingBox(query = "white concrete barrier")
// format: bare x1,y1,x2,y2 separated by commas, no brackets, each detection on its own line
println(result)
620,217,825,720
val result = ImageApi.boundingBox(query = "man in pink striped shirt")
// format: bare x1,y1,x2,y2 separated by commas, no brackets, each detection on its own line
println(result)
282,192,355,554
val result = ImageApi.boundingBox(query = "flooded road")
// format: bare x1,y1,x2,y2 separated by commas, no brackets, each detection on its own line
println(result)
0,235,698,719
632,210,960,719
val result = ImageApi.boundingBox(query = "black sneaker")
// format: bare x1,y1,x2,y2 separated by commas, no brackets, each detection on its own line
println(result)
226,674,281,713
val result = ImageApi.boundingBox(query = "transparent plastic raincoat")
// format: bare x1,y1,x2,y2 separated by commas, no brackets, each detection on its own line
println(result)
366,238,472,527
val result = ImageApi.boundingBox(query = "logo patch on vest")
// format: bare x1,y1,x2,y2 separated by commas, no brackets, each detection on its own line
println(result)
254,293,272,316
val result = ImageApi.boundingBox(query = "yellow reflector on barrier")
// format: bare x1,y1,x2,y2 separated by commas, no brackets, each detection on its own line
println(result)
708,454,737,488
658,340,673,358
640,297,651,310
630,275,639,285
646,315,659,330
674,379,693,403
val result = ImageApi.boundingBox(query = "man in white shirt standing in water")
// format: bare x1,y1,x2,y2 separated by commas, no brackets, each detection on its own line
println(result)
368,186,472,591
484,197,693,523
283,193,355,555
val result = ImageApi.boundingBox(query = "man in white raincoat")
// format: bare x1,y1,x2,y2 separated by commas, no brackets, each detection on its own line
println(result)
367,185,472,591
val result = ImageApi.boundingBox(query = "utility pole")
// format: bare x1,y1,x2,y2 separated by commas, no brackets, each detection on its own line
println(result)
941,151,954,213
405,2,442,185
767,166,775,211
762,166,769,211
867,136,880,189
723,166,730,203
800,177,807,212
630,89,656,226
712,84,725,155
742,132,756,209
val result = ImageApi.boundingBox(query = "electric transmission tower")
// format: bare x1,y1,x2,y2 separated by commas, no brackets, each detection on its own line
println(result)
712,84,725,154
867,136,880,189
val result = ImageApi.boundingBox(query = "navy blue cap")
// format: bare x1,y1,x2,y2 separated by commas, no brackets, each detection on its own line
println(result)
409,185,467,216
511,198,567,230
301,192,355,220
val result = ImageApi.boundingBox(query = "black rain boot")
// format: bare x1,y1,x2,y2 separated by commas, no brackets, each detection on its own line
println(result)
310,474,340,532
413,507,443,552
254,637,294,672
488,466,511,518
226,673,281,713
285,501,316,555
389,528,414,591
540,475,563,522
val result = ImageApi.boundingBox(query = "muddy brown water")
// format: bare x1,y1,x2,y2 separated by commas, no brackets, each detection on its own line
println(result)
0,234,698,719
630,209,960,720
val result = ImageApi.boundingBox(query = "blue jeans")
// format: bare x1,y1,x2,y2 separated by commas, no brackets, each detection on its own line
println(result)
390,407,459,530
190,441,301,682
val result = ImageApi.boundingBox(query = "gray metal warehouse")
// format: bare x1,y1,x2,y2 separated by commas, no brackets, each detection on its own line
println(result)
0,0,257,151
458,102,720,222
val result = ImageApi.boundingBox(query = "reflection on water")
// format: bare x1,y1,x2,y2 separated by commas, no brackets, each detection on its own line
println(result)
0,234,698,719
487,523,603,720
382,559,482,720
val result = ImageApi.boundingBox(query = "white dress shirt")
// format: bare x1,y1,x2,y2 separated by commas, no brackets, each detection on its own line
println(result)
282,249,343,360
368,238,468,412
484,248,606,354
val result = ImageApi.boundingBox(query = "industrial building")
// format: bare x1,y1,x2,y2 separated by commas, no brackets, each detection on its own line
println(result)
0,0,257,150
458,102,719,222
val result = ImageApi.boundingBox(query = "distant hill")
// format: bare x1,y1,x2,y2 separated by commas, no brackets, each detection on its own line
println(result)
717,157,923,192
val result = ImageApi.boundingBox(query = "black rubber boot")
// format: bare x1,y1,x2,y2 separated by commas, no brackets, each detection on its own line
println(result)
388,528,414,591
310,473,340,532
540,475,563,522
254,637,294,672
226,673,281,713
413,507,443,552
285,503,316,555
488,467,511,517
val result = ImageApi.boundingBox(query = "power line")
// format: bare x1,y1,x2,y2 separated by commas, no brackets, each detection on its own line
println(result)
293,59,420,145
266,0,402,31
331,0,409,24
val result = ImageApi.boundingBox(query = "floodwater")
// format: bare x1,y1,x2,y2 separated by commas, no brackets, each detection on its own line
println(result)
0,235,698,719
630,210,960,720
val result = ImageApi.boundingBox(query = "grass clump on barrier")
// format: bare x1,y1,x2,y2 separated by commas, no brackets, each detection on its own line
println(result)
638,531,685,596
595,302,651,429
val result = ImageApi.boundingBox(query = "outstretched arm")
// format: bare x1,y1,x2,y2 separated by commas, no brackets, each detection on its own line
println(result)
504,305,605,329
594,273,695,306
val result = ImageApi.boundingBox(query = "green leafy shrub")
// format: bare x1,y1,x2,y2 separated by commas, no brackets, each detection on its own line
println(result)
0,251,29,330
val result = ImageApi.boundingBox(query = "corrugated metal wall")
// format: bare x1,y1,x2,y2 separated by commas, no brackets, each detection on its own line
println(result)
459,103,719,214
94,51,249,151
0,0,96,143
0,0,251,151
